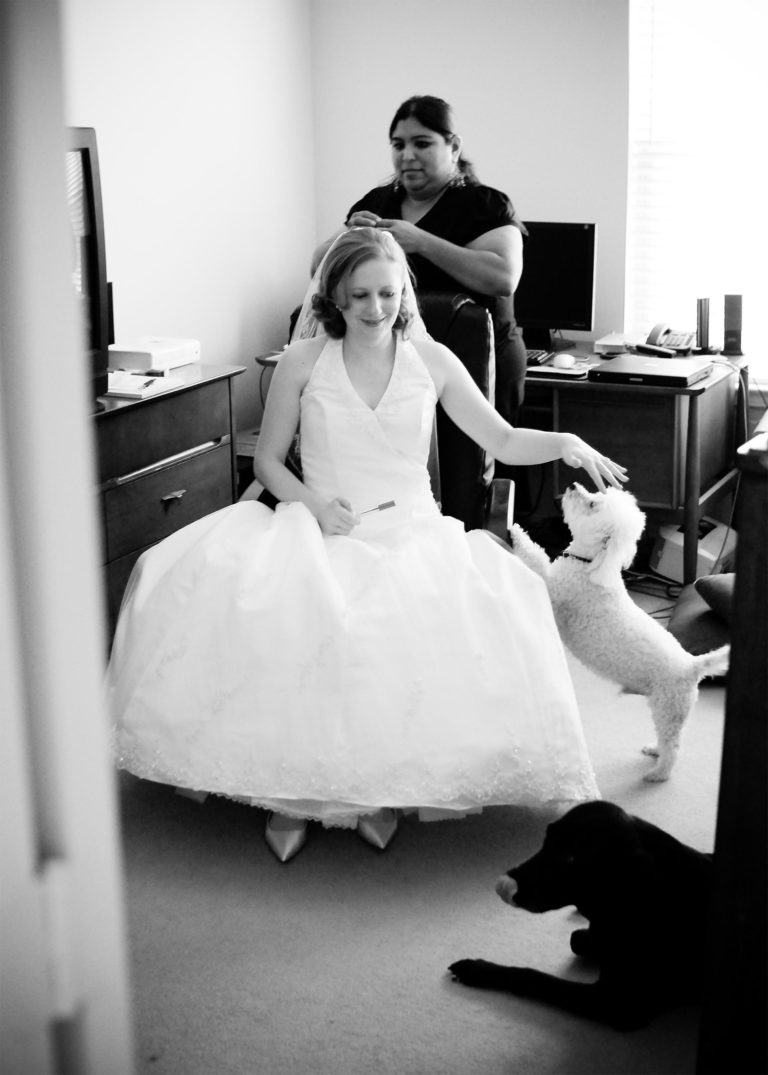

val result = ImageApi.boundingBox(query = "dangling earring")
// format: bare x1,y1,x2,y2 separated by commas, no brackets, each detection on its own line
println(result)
392,177,402,193
445,156,464,189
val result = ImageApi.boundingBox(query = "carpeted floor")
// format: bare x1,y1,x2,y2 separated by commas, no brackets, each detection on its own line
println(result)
117,591,724,1075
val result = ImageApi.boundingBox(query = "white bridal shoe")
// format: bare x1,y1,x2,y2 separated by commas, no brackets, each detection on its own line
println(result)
357,808,399,850
265,813,308,862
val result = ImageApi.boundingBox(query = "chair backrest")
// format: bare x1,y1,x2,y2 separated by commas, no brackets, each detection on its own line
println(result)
418,293,495,530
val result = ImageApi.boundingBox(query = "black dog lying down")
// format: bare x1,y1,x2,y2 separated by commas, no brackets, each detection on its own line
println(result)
449,801,713,1030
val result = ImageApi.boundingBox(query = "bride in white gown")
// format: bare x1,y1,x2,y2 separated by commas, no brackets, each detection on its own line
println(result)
109,227,626,860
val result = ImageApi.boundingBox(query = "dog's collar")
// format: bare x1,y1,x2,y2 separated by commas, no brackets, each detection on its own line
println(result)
563,551,593,564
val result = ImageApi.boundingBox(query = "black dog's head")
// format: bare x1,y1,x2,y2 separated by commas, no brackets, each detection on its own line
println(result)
495,801,653,916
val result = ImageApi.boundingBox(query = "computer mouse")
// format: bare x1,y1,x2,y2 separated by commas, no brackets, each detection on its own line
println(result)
553,354,575,369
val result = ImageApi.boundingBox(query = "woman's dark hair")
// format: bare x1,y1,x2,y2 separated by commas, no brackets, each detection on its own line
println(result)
388,95,476,180
311,228,416,339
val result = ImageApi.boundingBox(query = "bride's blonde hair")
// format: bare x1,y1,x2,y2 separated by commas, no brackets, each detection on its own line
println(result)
311,227,417,339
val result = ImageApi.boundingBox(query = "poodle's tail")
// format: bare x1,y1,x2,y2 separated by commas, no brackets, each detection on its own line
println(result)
693,644,730,682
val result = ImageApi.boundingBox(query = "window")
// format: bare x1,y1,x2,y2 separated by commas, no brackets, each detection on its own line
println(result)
626,0,767,377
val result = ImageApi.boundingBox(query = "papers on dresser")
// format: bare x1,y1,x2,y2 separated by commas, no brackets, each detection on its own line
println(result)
105,371,185,399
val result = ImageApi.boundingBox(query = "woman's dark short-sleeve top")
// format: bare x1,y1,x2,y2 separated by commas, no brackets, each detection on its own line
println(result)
347,181,526,298
346,180,530,421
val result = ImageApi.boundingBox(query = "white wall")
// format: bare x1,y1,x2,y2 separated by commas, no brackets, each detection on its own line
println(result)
310,0,629,343
61,0,316,430
61,0,630,429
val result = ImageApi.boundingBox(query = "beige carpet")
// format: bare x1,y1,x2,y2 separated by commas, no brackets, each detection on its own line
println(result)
117,594,724,1075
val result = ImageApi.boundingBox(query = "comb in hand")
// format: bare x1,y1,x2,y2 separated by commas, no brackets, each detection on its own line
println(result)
360,500,396,515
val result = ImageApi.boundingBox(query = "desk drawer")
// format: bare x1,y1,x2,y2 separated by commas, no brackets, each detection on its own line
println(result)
96,380,231,483
102,442,232,561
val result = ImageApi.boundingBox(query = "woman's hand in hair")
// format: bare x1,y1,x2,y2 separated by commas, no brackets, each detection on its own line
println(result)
374,218,423,254
347,210,381,228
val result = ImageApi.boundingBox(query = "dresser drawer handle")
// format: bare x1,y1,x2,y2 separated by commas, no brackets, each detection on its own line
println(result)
161,489,187,509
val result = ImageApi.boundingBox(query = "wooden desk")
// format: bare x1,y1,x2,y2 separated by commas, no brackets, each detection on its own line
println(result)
521,360,746,583
95,363,245,635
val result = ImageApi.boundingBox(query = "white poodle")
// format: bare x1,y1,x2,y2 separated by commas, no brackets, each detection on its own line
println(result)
510,483,730,781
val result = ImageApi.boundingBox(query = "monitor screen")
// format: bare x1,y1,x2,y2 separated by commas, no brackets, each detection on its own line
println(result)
66,127,110,405
66,149,98,349
514,222,597,350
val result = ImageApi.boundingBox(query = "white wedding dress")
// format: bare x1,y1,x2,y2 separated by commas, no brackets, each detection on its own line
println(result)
109,335,599,824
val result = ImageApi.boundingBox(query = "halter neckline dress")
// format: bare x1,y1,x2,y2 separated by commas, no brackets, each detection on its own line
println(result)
109,334,598,825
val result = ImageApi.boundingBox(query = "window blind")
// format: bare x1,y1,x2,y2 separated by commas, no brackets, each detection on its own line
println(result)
626,0,767,372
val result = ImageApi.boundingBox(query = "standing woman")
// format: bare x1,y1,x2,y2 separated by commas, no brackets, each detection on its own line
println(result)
312,95,528,424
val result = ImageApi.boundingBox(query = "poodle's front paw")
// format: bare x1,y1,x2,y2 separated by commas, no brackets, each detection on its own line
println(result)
507,524,551,576
508,523,525,549
641,743,659,757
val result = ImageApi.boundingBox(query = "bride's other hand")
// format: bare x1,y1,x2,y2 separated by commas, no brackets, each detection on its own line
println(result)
317,497,361,536
560,434,628,492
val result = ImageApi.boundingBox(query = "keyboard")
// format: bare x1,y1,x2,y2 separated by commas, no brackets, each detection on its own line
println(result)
526,349,555,366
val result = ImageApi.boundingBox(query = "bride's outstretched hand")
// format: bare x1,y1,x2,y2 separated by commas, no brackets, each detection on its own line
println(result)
560,435,628,492
317,497,360,536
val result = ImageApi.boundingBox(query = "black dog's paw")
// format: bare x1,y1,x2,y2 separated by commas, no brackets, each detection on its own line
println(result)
449,959,480,983
449,959,495,988
449,959,518,990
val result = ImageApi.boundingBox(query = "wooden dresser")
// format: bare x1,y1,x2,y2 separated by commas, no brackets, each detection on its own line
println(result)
94,364,245,636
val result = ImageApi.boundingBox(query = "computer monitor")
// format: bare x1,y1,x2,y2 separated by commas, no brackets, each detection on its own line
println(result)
66,127,112,409
514,222,597,351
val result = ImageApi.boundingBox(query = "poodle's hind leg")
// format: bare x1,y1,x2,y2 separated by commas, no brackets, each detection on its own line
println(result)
642,688,695,782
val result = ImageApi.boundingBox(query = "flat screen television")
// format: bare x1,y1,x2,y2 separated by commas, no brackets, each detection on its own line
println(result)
65,126,111,410
514,222,597,351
